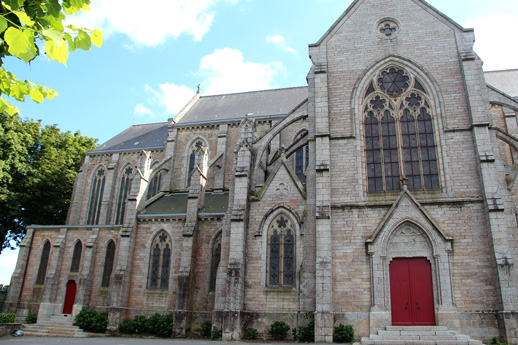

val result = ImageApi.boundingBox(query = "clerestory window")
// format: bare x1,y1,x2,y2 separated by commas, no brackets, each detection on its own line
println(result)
187,140,204,187
115,166,133,224
364,67,439,193
87,167,106,225
146,171,162,200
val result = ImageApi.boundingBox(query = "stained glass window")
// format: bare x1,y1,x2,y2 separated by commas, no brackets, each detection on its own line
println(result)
364,67,439,192
36,241,51,285
87,167,106,225
70,241,82,273
115,167,133,224
148,231,171,290
267,214,295,287
101,240,115,288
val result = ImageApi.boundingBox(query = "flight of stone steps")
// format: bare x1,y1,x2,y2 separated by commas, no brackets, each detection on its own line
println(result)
359,326,484,345
22,315,104,337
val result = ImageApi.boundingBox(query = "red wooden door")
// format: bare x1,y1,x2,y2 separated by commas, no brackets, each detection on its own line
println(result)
63,280,77,314
390,258,435,325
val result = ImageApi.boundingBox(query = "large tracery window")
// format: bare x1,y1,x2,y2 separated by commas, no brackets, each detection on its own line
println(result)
363,66,440,193
187,140,204,187
87,167,106,225
148,231,171,290
115,166,133,224
267,214,295,287
101,240,116,288
36,241,51,285
70,241,82,273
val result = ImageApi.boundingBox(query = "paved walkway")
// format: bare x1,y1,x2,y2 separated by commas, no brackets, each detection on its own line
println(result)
0,337,303,345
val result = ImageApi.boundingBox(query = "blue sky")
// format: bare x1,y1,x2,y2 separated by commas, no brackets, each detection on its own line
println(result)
0,0,517,285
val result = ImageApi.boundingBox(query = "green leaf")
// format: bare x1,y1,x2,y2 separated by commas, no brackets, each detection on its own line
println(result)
2,0,23,11
41,14,65,32
13,11,35,26
0,97,19,115
28,87,44,103
0,17,7,34
64,33,75,51
45,39,68,65
63,3,81,15
4,27,38,62
42,28,63,47
91,29,102,48
44,0,62,18
9,81,29,101
74,30,91,50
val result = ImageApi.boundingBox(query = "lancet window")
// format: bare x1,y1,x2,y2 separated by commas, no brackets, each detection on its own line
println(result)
115,166,133,224
101,240,116,288
148,231,171,290
363,66,439,192
209,232,222,292
87,167,106,225
35,241,51,285
146,171,162,200
267,214,295,287
187,140,204,187
70,241,82,273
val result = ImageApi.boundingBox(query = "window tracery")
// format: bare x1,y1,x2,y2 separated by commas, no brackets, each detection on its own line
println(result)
363,66,439,192
148,231,171,290
187,139,205,187
267,214,295,287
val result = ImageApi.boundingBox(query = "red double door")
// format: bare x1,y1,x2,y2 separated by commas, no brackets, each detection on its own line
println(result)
389,258,436,326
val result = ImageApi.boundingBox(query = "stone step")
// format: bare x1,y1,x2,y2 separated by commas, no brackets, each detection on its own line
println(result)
22,322,104,338
361,326,484,345
361,339,483,345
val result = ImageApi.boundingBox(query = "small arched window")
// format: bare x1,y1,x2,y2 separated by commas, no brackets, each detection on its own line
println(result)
147,171,162,200
115,166,133,224
187,140,204,187
209,232,222,292
36,241,51,285
148,231,171,290
70,241,82,273
87,167,106,225
267,214,295,287
101,240,116,287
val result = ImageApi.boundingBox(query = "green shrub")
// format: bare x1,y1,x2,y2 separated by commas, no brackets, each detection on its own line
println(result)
293,321,314,342
0,313,16,323
333,324,354,343
268,321,290,340
74,309,107,333
147,313,173,338
200,321,212,337
487,338,508,345
210,326,222,340
119,315,149,334
244,327,259,340
25,313,37,324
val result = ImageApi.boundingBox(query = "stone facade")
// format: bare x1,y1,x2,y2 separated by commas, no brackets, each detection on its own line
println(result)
5,0,518,343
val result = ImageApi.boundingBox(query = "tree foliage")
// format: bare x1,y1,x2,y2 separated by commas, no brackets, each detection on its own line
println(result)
0,111,97,252
0,0,102,115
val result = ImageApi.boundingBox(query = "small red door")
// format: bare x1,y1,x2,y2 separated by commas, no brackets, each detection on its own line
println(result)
63,280,77,314
390,258,435,325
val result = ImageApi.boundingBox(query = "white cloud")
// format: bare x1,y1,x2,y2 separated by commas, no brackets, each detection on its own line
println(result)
198,48,286,95
134,104,155,118
0,248,19,285
70,0,239,47
464,13,518,71
159,83,197,114
266,35,297,54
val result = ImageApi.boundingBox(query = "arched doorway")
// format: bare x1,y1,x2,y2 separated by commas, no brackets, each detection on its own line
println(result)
63,280,77,314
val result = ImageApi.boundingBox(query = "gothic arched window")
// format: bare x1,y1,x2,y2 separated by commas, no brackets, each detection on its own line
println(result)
70,241,82,273
148,231,171,290
267,214,295,287
209,232,222,292
187,140,204,187
291,131,309,183
146,171,162,200
36,241,51,285
363,66,440,193
101,240,116,288
115,166,133,224
87,167,106,225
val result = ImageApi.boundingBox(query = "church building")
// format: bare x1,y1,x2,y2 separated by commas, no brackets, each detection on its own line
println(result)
6,0,518,343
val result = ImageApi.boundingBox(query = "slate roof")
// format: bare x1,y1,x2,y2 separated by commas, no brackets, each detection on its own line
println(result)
485,69,518,99
140,191,229,216
91,122,168,153
176,87,308,124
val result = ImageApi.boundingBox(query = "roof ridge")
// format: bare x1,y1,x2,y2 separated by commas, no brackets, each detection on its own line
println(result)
200,86,307,98
485,69,518,74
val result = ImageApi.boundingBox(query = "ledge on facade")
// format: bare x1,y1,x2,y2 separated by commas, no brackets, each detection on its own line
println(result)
27,224,123,230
